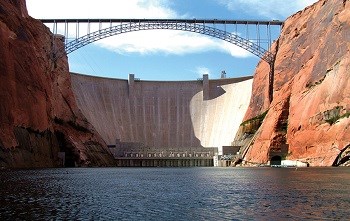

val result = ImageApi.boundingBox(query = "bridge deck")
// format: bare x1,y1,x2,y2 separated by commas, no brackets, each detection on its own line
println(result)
40,18,283,26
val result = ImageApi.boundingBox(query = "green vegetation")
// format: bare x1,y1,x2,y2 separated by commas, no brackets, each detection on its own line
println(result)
326,60,341,73
240,110,268,127
239,110,268,134
306,75,326,89
326,112,350,125
324,106,350,125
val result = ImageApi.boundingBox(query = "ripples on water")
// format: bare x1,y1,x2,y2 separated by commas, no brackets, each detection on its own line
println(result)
0,167,349,220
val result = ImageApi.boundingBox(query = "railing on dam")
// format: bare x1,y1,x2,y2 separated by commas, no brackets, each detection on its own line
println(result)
109,145,217,167
122,151,213,158
115,158,214,167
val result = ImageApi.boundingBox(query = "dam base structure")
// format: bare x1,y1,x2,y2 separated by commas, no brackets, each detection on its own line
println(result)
116,158,214,167
71,73,254,167
109,142,217,167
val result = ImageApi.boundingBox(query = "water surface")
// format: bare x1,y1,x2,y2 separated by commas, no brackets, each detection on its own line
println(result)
1,167,349,220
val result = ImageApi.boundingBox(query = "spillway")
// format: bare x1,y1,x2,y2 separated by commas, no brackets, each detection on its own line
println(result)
71,73,253,155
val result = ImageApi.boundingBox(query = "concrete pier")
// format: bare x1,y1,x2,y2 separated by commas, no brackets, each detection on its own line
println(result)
203,74,209,100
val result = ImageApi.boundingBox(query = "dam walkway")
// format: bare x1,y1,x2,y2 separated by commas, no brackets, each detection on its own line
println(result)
109,144,217,167
115,157,214,167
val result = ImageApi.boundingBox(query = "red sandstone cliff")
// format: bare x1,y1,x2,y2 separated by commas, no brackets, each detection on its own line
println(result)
240,0,350,166
0,0,115,167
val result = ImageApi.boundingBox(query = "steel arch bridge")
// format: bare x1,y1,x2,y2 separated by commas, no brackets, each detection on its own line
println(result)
41,19,283,65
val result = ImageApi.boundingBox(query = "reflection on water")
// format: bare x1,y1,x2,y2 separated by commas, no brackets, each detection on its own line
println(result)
0,167,349,220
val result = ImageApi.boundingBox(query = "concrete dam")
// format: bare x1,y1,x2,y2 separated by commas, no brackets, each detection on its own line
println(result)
71,73,253,166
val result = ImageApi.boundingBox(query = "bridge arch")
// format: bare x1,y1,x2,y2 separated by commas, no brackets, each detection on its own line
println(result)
45,18,282,103
63,21,275,64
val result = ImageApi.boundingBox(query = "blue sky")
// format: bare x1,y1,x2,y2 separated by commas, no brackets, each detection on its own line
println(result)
27,0,317,80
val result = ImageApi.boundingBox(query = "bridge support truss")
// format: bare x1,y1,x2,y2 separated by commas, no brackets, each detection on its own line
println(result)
41,19,282,63
41,18,282,102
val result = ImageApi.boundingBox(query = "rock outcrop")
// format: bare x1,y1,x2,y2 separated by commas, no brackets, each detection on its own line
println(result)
0,0,115,167
239,0,350,166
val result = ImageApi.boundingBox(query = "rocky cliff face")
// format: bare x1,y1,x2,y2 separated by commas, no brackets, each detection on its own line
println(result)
240,0,350,166
0,0,115,167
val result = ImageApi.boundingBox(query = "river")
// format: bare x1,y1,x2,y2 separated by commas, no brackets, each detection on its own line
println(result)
0,167,349,220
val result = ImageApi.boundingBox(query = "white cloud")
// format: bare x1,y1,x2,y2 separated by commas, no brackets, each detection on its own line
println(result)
26,0,178,19
97,30,251,57
195,67,211,77
26,0,258,58
217,0,318,19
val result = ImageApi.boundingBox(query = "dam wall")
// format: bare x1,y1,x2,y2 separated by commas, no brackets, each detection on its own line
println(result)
71,73,253,153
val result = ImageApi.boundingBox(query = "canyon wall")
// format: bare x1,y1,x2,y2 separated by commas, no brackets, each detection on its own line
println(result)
0,0,115,167
71,74,253,153
3,0,347,168
241,0,350,166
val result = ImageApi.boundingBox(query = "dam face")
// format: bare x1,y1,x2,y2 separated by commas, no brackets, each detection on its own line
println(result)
71,73,253,158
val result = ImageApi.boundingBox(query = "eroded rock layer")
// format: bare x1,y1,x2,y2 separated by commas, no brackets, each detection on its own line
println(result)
241,0,350,166
0,0,115,167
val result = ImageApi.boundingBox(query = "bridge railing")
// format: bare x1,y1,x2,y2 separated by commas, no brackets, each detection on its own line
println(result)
117,151,215,159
